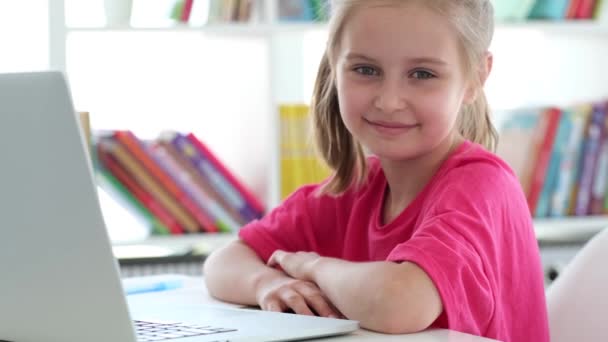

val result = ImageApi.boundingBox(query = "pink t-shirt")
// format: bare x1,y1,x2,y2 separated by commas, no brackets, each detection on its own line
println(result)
239,140,549,342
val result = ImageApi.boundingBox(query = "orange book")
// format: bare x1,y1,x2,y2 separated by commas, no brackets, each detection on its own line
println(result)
99,137,200,233
97,143,185,235
113,131,214,232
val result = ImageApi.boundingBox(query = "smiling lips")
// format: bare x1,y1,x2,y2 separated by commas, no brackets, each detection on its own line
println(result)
363,118,420,135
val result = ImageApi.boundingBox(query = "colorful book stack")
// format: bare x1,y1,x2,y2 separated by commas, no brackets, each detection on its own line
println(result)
496,101,608,218
279,104,331,200
277,0,330,22
93,130,265,235
493,0,607,21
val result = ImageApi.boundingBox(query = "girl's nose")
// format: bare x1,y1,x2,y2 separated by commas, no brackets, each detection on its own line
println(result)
373,79,407,114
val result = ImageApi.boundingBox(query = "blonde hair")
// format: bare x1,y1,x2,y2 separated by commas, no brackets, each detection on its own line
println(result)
311,0,498,195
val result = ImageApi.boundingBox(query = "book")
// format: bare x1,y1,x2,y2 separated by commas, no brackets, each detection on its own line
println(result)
495,108,543,197
157,133,244,231
573,103,607,216
99,136,201,233
536,108,572,217
576,0,598,18
527,108,562,216
550,105,592,217
590,106,608,214
492,0,537,21
113,130,214,232
96,139,185,234
279,104,331,199
186,132,265,218
528,0,571,19
149,142,220,233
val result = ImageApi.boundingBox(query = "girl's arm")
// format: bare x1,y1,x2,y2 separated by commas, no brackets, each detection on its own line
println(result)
268,252,442,334
203,240,285,306
204,240,342,318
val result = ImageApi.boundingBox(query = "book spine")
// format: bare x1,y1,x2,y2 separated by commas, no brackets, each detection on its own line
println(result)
103,136,201,233
536,109,571,218
590,109,608,214
576,0,598,18
188,132,265,216
95,163,170,236
97,142,184,234
574,103,607,216
181,0,194,21
150,143,219,232
183,133,264,219
158,136,242,232
550,106,590,217
528,108,561,215
114,131,211,232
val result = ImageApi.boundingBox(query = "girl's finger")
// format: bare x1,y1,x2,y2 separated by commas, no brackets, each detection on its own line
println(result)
279,289,315,316
297,283,340,318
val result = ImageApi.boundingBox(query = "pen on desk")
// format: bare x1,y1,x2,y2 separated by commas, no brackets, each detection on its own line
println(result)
124,279,183,295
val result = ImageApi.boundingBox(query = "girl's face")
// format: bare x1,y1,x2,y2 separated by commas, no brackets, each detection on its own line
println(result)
335,2,475,161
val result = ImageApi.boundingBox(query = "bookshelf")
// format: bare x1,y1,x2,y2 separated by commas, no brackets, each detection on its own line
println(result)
49,1,608,249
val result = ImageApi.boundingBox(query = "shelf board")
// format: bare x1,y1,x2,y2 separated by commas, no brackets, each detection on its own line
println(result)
111,233,237,260
64,20,608,36
496,20,608,35
110,216,608,259
534,216,608,243
65,22,329,37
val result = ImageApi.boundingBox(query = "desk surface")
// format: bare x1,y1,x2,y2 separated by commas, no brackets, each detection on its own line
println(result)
124,275,499,342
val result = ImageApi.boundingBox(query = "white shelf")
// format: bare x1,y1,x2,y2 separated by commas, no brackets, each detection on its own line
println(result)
64,22,329,36
62,20,608,36
534,216,608,243
112,233,237,259
109,216,608,260
496,20,608,35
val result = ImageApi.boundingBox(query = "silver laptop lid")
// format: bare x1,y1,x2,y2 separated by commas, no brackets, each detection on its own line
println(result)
0,71,136,342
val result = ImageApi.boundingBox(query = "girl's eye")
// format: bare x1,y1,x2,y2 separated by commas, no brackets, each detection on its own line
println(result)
354,66,379,76
411,70,435,79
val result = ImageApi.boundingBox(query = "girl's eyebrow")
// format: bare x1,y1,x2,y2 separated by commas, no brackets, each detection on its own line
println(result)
345,52,448,66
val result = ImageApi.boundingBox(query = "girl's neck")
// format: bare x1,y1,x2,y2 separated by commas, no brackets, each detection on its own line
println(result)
381,134,464,225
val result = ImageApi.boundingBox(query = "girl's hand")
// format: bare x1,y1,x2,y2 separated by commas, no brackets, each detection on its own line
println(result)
267,250,321,281
255,276,341,318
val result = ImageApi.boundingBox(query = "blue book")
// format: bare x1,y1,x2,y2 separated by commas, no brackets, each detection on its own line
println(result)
528,0,571,20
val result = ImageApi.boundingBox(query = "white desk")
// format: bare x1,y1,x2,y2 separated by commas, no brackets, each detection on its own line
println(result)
125,276,499,342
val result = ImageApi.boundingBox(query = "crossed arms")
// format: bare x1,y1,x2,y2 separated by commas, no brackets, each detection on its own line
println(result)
203,240,442,334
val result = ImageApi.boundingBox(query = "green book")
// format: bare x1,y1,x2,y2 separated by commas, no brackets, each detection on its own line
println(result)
96,169,170,236
492,0,536,21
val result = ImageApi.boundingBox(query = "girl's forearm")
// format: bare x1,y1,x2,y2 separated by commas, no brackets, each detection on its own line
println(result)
311,258,442,334
203,240,287,306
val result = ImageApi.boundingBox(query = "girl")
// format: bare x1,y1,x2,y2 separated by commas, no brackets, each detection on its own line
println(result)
204,0,550,340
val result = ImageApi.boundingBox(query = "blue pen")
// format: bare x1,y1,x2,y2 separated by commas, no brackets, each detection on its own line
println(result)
125,279,183,295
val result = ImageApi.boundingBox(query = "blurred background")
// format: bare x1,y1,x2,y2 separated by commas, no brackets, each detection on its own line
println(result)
6,0,608,281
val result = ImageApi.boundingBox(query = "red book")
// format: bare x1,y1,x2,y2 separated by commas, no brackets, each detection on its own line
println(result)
113,131,215,233
566,0,583,18
181,0,194,22
149,142,220,232
527,108,562,215
576,0,597,18
187,133,266,216
97,143,185,235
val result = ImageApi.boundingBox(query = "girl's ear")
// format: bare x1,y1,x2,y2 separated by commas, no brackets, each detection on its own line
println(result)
463,52,493,104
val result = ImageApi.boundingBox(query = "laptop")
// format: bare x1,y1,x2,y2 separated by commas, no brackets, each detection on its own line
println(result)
0,71,358,342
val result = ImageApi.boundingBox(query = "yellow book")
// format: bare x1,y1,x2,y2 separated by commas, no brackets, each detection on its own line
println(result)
279,104,330,199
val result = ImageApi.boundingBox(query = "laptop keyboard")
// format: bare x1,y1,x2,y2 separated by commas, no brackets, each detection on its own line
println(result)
135,320,237,341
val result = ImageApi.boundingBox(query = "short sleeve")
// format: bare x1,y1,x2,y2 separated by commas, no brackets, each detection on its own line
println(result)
238,184,342,263
386,167,509,335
